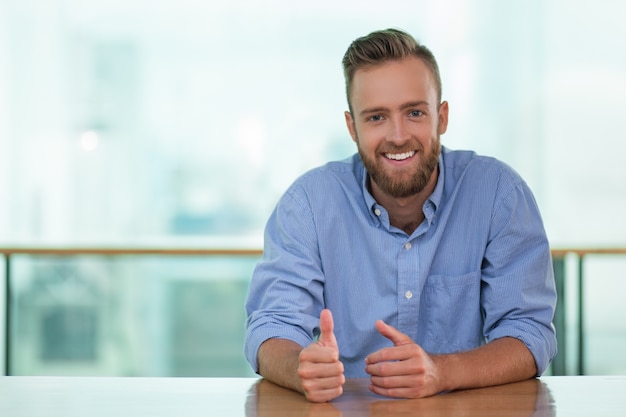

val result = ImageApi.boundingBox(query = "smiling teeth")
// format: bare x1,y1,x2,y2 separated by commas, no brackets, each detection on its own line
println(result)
385,151,415,161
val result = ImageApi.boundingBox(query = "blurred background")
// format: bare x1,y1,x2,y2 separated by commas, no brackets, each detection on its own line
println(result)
1,0,625,377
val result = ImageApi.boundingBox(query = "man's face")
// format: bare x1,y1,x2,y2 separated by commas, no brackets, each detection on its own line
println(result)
345,57,448,199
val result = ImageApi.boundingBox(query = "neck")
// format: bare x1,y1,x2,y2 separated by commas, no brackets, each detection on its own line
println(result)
370,167,438,235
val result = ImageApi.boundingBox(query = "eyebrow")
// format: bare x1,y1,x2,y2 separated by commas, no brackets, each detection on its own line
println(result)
359,100,431,117
400,100,430,110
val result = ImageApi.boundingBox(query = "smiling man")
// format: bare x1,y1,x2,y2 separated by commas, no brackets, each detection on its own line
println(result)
345,55,445,235
245,28,557,403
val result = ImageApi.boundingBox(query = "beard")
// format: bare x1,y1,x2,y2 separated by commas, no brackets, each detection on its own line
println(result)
357,137,441,199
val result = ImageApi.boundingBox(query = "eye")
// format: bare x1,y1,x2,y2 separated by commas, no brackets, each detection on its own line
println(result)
409,110,424,117
367,114,384,122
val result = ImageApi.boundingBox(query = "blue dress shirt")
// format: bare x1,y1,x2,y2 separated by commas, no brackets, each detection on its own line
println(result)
245,146,557,378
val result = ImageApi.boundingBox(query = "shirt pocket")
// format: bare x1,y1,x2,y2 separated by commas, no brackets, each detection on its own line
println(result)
419,270,484,353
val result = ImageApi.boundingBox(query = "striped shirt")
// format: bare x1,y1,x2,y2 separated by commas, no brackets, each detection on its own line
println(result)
245,146,557,377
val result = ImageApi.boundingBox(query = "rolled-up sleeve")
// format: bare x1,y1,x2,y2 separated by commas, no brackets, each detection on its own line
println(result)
481,179,557,374
244,185,325,373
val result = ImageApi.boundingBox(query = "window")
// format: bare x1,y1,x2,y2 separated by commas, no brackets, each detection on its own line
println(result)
1,0,625,376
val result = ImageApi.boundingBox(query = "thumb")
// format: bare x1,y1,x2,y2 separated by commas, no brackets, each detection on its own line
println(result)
317,309,338,349
375,320,413,346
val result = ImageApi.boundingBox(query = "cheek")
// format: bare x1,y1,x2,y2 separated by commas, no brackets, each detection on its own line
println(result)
355,131,380,151
418,122,440,140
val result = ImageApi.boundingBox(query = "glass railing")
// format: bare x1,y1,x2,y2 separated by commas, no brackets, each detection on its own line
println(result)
1,246,262,377
2,246,625,377
550,248,626,376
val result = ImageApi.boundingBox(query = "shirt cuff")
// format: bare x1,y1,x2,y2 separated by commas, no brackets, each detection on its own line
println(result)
244,322,313,373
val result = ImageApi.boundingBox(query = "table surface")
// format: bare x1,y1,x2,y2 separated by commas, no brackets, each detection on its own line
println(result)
1,375,625,416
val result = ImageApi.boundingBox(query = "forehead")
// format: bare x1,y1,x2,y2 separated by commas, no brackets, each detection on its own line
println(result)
350,57,438,110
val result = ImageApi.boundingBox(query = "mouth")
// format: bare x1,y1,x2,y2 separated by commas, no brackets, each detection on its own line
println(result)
383,151,416,161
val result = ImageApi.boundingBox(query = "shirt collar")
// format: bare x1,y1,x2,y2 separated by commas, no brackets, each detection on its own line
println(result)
428,149,446,212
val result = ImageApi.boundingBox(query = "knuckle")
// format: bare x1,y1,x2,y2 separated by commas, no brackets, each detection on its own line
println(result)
382,376,394,388
377,362,390,375
409,387,425,399
300,379,316,394
407,378,428,398
408,345,421,356
373,375,392,388
298,349,312,362
300,377,312,389
297,365,314,380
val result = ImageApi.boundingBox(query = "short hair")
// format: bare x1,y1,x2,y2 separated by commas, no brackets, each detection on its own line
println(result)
342,28,442,110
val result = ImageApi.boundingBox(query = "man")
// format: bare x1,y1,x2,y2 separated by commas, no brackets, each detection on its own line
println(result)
245,28,557,403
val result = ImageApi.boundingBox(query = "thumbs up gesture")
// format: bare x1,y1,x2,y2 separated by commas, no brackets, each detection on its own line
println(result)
297,309,345,402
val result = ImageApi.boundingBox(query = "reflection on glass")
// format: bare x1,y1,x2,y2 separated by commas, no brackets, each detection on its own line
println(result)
9,255,259,376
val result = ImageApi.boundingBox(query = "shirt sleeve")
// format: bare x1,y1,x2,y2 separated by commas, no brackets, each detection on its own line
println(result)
481,176,557,375
244,184,325,373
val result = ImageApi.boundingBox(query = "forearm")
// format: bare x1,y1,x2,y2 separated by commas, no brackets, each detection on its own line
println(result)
257,311,345,403
435,337,537,392
257,338,305,394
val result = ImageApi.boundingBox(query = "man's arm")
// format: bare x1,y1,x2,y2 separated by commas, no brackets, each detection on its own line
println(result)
257,338,305,393
365,320,536,398
257,309,346,403
434,336,536,392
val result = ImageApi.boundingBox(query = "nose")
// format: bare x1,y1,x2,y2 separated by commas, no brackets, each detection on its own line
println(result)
386,117,410,145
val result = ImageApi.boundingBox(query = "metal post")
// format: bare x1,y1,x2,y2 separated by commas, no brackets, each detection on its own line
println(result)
578,256,584,375
4,254,10,376
552,256,566,375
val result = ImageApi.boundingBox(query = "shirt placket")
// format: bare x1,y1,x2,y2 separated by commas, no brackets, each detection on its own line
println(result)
397,237,420,341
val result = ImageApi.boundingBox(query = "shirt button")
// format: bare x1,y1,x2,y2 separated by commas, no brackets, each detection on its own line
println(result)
374,208,381,216
405,290,413,299
405,242,412,250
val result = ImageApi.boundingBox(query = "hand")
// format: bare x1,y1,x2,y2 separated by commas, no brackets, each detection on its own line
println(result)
297,309,345,402
365,320,443,398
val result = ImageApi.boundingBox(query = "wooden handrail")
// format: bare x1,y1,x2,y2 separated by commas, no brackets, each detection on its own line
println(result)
550,248,626,257
0,247,263,256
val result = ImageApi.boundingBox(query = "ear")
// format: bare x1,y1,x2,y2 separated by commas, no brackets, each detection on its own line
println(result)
437,101,449,135
344,111,358,143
